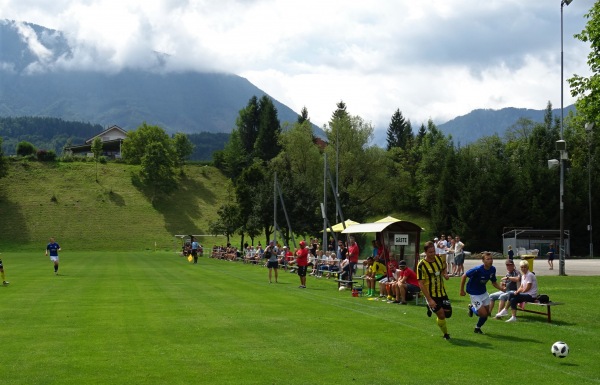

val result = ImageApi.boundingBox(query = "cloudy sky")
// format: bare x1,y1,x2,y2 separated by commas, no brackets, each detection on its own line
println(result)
1,0,594,142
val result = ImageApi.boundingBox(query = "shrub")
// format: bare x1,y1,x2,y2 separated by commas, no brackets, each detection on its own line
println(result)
36,149,57,162
16,141,36,156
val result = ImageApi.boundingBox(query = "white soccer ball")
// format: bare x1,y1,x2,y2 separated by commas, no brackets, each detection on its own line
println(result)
339,285,346,291
551,341,569,358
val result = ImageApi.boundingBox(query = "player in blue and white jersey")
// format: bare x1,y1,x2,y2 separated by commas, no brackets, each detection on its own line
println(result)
459,252,503,334
45,237,62,275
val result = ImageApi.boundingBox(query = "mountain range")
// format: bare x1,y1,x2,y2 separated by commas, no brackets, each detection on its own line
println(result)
0,20,312,136
0,19,576,150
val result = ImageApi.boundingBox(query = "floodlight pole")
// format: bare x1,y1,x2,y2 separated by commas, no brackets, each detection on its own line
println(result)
586,123,594,258
558,0,572,276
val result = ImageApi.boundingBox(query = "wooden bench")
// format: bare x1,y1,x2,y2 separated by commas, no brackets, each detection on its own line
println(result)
336,279,358,289
516,301,564,323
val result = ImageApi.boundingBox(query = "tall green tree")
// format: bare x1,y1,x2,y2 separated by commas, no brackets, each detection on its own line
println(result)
208,203,241,244
569,1,600,128
139,141,177,203
91,137,103,182
386,109,413,150
254,95,282,162
297,106,310,124
122,123,174,165
173,133,195,167
237,96,260,157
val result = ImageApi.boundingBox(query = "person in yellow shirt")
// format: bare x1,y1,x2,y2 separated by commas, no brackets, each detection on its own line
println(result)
365,257,386,297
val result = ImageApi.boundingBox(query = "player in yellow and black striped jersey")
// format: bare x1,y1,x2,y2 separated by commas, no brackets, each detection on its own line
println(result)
417,241,452,340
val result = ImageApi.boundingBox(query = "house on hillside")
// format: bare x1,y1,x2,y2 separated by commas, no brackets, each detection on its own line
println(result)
64,125,127,159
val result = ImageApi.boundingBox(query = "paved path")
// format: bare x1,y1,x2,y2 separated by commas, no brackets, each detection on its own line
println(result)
462,258,600,276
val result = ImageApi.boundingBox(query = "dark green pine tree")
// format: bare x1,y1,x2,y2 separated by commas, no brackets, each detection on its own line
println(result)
236,96,260,157
386,109,413,150
297,106,310,124
254,95,282,162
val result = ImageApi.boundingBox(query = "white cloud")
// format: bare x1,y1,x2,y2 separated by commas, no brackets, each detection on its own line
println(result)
1,0,594,142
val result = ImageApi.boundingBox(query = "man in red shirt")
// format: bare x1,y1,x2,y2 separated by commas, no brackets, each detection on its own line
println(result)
295,240,309,288
393,260,421,304
345,236,360,281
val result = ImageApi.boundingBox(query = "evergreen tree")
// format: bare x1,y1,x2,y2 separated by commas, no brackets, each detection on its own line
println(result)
237,96,260,157
386,109,413,150
254,95,282,162
298,106,310,124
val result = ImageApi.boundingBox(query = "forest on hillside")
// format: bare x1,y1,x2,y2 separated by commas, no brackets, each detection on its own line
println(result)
0,116,229,161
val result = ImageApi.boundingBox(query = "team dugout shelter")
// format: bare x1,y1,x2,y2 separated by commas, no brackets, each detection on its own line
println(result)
342,217,424,270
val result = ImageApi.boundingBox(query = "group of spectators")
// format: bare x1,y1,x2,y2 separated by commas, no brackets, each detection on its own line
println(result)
207,234,544,340
434,234,466,276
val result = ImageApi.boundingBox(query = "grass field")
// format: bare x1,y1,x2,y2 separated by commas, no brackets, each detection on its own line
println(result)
1,252,598,385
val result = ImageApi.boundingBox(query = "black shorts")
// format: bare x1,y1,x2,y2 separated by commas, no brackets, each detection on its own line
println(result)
430,296,451,313
297,266,307,277
191,250,198,257
267,260,279,269
406,283,421,293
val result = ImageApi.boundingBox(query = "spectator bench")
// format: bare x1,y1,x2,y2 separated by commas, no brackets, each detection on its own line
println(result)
336,279,358,289
516,301,564,323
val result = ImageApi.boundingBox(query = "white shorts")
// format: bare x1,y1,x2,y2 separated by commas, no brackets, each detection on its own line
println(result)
469,292,490,311
50,256,59,262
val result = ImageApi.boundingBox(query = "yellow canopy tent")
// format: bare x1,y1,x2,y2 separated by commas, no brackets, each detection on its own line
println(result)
326,219,360,233
375,216,401,223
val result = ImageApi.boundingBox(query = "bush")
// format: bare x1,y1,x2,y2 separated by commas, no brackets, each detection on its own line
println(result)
16,141,36,156
36,149,57,162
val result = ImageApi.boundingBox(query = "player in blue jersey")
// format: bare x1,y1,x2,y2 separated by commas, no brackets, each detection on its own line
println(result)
45,237,62,275
459,252,503,334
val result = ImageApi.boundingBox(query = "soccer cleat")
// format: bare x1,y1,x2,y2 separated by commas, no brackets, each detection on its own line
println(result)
443,334,451,340
505,316,517,323
2,281,8,285
468,304,474,317
474,327,483,334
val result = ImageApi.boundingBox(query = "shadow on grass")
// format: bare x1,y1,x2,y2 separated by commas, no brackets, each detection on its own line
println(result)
154,176,218,235
0,191,31,248
108,191,125,206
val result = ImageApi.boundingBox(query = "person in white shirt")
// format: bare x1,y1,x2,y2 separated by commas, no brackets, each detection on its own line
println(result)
437,236,449,274
505,260,539,323
452,236,465,276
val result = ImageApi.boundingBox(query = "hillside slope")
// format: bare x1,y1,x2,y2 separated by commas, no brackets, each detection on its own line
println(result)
0,161,231,251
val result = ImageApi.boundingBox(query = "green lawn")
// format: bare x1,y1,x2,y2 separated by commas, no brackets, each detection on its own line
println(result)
1,252,597,385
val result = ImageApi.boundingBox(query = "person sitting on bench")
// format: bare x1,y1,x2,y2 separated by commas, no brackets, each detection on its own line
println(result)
392,260,420,304
505,260,538,323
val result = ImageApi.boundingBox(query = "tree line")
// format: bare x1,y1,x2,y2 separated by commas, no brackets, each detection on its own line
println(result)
205,4,600,256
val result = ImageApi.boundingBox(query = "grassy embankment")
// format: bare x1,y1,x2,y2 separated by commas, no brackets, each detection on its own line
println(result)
0,161,232,252
0,160,434,253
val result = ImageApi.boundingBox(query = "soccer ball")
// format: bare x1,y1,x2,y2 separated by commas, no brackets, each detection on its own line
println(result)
551,341,569,358
339,285,346,291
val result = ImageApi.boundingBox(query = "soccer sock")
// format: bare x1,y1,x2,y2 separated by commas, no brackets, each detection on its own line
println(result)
436,318,448,335
472,307,479,316
55,265,58,272
476,316,487,328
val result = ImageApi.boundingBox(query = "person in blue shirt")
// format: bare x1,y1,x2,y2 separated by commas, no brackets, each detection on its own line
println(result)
45,237,62,275
191,237,200,264
459,252,503,334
